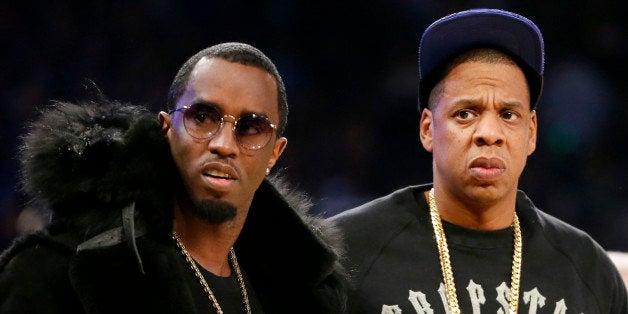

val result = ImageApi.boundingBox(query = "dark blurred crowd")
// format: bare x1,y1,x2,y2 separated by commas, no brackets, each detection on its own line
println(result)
1,1,626,251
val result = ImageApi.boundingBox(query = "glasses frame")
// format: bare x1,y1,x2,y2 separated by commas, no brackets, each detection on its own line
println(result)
168,105,278,151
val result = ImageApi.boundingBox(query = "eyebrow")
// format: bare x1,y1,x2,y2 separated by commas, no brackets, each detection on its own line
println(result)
187,99,272,118
451,98,525,109
501,101,525,109
186,99,219,108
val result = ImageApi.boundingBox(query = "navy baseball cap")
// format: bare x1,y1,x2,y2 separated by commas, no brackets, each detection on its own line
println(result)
418,8,545,110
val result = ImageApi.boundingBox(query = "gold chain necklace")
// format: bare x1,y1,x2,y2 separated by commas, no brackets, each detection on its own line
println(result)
428,188,522,314
172,231,251,314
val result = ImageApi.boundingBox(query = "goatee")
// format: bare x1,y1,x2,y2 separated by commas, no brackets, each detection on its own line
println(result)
193,199,237,223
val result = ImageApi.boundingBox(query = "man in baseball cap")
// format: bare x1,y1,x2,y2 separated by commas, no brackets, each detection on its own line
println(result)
330,8,627,313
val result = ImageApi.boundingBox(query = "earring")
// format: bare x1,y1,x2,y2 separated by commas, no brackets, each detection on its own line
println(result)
265,168,270,175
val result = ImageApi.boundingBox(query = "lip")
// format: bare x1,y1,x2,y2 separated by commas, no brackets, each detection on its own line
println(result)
200,161,239,192
468,156,506,181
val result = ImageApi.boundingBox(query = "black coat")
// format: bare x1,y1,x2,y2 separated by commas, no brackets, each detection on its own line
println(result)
0,94,349,313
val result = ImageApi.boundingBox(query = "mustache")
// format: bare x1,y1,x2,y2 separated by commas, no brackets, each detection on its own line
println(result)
202,156,236,167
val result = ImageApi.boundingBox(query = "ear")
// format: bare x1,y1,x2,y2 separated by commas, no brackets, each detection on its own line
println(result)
419,108,434,152
158,111,171,138
527,110,538,156
266,137,288,170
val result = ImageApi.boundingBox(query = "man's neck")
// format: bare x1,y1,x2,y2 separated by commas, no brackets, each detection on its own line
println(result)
173,207,245,276
425,186,518,230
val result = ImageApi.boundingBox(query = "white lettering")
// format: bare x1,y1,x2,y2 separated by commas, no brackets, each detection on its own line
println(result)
466,279,486,314
552,299,567,314
523,288,546,314
495,282,510,314
379,283,574,313
408,290,434,314
437,282,452,314
382,304,402,314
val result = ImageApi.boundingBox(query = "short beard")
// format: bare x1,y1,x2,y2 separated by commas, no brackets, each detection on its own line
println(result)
192,199,237,224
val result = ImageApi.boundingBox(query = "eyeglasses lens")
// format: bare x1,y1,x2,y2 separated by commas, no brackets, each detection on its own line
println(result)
182,104,274,150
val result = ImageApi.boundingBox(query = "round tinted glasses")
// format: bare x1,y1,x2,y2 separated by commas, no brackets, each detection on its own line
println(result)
169,104,278,150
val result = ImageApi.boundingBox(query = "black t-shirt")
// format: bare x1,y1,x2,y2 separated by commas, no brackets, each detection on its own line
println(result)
177,251,265,314
331,184,628,313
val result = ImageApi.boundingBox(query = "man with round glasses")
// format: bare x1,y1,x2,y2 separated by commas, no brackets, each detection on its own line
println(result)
0,42,349,313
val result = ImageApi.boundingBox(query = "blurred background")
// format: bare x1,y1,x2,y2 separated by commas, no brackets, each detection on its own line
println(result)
1,1,626,252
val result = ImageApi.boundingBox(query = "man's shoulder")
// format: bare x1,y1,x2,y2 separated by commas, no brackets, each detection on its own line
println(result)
0,232,88,313
330,186,417,220
1,232,73,267
524,199,628,311
516,190,602,247
0,232,74,291
517,190,623,287
330,184,428,224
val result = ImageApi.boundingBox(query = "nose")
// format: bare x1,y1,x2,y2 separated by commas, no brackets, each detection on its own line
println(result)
207,115,239,156
473,113,505,146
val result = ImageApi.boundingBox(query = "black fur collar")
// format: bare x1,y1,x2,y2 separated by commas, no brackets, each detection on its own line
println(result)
14,89,349,313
